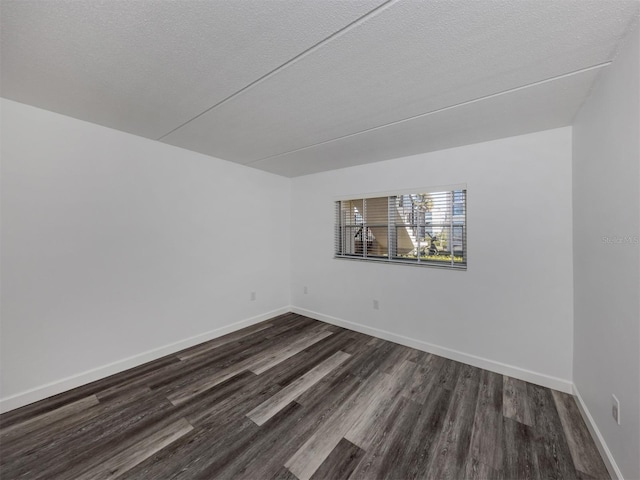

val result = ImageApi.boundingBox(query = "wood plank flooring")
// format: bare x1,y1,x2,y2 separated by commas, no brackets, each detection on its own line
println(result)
0,313,610,480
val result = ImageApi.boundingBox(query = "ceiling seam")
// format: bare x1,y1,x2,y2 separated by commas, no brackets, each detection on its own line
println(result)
247,62,612,166
156,0,397,141
571,12,640,125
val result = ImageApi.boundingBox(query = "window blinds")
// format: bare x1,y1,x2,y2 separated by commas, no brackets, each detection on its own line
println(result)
335,189,466,269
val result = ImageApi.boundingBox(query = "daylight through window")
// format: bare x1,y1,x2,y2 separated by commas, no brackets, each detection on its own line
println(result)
334,189,466,269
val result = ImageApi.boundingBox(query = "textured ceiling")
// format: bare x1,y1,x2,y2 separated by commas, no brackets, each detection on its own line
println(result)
2,0,639,177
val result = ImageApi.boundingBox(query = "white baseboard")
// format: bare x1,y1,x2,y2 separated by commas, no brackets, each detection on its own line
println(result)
0,306,291,413
291,306,573,394
3,305,620,477
572,384,623,480
1,305,575,414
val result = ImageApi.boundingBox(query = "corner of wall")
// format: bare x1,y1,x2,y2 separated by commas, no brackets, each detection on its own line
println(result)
0,306,291,413
291,306,574,394
572,384,624,480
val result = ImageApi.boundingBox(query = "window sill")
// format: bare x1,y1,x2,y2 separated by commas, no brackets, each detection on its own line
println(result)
333,255,467,270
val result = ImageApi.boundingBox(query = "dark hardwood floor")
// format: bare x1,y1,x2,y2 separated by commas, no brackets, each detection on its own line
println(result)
0,313,609,479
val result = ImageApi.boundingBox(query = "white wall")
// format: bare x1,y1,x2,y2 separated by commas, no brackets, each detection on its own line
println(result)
291,127,574,391
0,99,291,410
572,17,639,480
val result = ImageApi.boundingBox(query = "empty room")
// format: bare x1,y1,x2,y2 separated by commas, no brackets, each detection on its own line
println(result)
1,1,639,479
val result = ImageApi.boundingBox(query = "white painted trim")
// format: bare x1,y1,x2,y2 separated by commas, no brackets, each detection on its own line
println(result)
333,183,467,201
1,304,577,414
291,306,573,393
572,384,623,480
0,306,291,413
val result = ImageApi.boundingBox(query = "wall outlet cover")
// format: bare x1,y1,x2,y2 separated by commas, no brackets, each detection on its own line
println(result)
612,394,620,425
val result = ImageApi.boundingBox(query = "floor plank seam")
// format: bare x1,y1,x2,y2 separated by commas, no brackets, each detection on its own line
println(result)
0,315,611,480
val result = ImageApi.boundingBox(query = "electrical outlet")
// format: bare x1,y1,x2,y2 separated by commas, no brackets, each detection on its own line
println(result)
612,394,620,425
373,299,379,310
250,291,256,301
303,286,308,294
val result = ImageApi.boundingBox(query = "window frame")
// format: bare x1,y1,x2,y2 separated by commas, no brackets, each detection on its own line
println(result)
334,185,467,270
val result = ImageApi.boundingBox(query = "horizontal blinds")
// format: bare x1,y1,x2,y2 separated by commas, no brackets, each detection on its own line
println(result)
335,189,466,269
363,197,388,258
334,183,467,201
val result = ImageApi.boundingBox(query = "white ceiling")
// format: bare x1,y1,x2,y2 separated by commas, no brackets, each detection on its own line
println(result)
2,0,638,177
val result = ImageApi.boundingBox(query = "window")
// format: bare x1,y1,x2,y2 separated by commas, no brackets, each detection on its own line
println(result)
334,188,466,269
